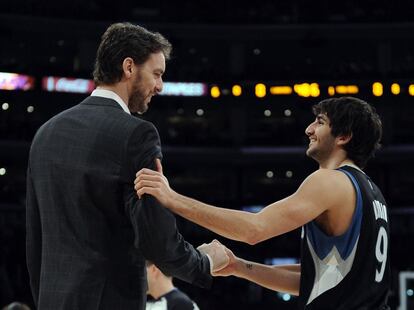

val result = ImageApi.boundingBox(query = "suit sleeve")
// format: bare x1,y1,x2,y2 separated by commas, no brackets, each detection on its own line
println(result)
26,163,41,306
124,121,212,288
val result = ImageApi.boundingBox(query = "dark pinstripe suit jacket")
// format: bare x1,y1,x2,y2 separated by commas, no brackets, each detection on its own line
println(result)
26,96,211,310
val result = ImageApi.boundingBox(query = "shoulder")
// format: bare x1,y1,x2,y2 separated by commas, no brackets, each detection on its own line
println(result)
167,289,196,309
302,168,351,189
296,168,354,208
128,118,159,142
83,96,156,131
167,289,192,301
136,118,158,131
308,168,347,178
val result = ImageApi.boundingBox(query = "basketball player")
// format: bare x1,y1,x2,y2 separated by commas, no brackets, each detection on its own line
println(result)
134,96,390,309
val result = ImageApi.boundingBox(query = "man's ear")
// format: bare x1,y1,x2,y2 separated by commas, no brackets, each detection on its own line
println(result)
122,57,134,78
152,265,163,278
337,133,352,146
147,264,155,276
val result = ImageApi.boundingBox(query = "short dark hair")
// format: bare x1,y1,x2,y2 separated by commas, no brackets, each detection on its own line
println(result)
312,96,382,168
93,22,172,86
2,302,31,310
145,260,172,277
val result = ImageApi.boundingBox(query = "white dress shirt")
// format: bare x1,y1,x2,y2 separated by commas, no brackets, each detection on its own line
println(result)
91,88,131,115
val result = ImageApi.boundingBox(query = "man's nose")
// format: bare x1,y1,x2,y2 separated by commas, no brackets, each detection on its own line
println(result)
305,122,315,136
155,78,163,93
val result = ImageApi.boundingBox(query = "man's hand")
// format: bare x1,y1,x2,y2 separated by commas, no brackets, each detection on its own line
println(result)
134,159,176,208
210,243,240,277
197,240,230,274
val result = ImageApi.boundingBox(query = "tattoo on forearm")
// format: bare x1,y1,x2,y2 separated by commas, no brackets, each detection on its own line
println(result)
246,263,253,270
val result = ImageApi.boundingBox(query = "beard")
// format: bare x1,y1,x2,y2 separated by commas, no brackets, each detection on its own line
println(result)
128,75,152,114
306,139,335,163
306,146,319,160
129,89,148,114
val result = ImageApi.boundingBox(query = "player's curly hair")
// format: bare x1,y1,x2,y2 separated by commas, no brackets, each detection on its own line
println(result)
312,96,382,168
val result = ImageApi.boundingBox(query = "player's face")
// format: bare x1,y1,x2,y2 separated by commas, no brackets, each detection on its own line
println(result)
305,113,336,162
146,265,155,295
128,52,165,114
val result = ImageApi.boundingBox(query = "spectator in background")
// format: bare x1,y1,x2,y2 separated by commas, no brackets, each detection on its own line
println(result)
1,302,30,310
146,261,200,310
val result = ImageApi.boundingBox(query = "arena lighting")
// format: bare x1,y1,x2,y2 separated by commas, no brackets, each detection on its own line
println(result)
160,82,207,96
42,76,95,94
0,72,35,91
372,82,383,97
264,257,299,265
328,86,335,96
269,86,292,95
282,294,292,301
293,83,320,97
310,83,320,97
335,85,359,94
264,109,272,117
255,83,266,98
391,83,401,95
328,84,358,95
210,86,221,98
232,85,242,96
5,72,414,98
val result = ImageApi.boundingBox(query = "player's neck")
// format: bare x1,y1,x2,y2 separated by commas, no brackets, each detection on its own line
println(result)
318,157,345,170
338,159,363,172
318,149,355,170
319,158,359,170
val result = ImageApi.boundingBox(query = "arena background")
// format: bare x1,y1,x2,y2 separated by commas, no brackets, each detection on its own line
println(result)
1,1,414,309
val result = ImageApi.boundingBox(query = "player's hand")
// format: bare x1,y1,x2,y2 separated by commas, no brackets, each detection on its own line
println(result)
197,240,230,274
211,244,240,277
134,158,176,208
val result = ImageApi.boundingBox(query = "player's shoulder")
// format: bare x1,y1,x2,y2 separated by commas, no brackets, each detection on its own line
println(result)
302,168,353,194
307,168,350,183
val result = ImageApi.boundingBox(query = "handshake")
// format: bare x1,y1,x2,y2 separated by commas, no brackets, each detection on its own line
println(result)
197,240,237,277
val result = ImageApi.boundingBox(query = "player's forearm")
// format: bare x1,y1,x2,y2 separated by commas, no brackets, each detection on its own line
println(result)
233,259,301,295
169,193,263,244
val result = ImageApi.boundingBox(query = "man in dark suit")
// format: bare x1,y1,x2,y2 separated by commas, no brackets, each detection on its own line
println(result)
26,22,228,310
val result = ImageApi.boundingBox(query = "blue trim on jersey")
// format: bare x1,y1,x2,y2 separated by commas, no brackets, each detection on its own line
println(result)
306,168,363,260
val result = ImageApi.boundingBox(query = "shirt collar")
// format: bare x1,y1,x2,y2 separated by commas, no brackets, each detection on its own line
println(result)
91,89,131,115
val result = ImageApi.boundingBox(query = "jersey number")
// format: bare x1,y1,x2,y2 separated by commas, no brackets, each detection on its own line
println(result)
375,226,388,283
